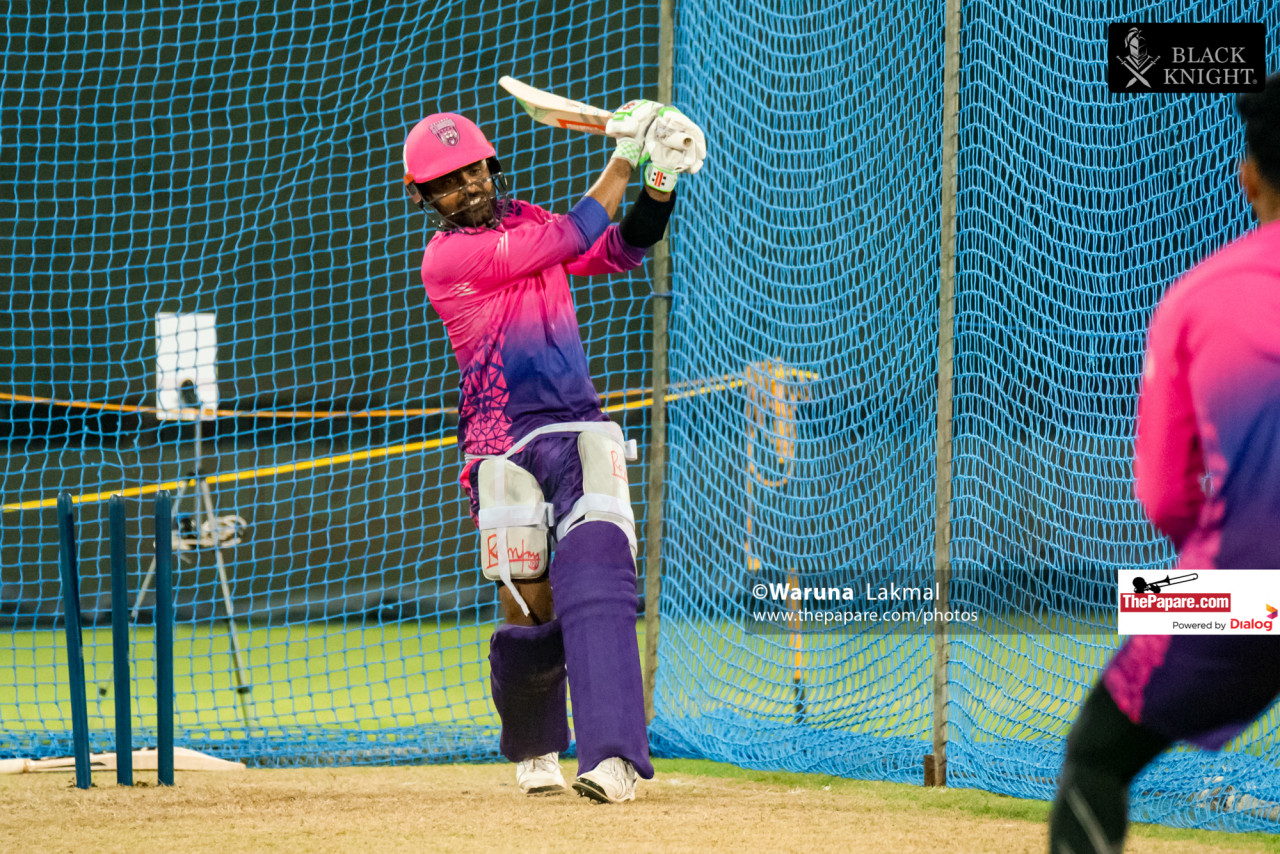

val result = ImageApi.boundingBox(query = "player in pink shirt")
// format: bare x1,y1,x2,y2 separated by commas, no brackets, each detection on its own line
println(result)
1050,75,1280,852
403,101,705,803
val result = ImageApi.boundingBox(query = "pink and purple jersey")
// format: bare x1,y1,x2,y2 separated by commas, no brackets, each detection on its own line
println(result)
419,197,646,459
1105,219,1280,744
1133,217,1280,568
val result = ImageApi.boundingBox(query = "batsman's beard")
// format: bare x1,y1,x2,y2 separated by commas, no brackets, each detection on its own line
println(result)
433,175,508,230
448,196,493,228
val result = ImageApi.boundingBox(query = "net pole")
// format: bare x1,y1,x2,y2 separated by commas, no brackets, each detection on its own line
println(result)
643,0,677,725
930,0,962,789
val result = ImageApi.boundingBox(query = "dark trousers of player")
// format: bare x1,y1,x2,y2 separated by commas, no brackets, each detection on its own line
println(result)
1048,688,1168,854
1050,634,1280,854
488,521,653,779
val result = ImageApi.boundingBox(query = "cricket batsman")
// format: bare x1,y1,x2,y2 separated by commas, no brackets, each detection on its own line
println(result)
1049,74,1280,852
402,99,706,803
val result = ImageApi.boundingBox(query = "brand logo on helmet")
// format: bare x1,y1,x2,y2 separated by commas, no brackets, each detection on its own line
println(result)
430,118,460,146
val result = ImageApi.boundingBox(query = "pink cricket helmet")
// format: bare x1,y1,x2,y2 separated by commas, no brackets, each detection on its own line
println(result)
403,113,499,208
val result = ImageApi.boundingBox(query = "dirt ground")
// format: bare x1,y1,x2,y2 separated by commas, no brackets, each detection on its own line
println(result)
1,760,1274,854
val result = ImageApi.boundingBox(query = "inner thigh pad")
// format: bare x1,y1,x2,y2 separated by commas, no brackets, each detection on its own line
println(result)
477,457,552,582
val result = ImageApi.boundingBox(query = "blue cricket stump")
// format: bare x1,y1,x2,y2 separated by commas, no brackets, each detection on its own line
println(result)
57,491,176,788
109,494,132,786
56,492,92,790
154,490,175,787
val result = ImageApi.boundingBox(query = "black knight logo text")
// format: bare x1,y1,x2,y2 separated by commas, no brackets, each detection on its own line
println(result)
1108,23,1264,94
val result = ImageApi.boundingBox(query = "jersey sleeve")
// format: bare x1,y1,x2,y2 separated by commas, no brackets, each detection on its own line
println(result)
447,222,582,295
423,198,618,296
564,224,648,276
1133,294,1205,549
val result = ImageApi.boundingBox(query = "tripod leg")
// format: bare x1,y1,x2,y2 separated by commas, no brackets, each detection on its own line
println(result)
131,556,157,624
132,476,195,623
197,477,255,726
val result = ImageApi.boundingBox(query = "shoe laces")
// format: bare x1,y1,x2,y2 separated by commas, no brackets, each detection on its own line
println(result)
601,757,632,787
532,754,559,775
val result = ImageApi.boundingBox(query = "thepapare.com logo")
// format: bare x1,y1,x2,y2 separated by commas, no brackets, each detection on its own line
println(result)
1108,23,1265,93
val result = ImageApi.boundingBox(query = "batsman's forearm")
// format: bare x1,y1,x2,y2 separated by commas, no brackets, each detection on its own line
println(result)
585,157,634,218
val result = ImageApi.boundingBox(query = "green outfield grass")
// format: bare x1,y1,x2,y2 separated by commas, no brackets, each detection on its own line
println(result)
3,617,1276,762
1,617,939,743
0,617,1204,744
0,620,548,738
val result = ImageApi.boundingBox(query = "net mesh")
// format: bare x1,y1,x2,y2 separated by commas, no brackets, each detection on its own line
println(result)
650,0,1280,834
648,0,943,784
0,0,658,764
3,0,1280,834
944,0,1280,830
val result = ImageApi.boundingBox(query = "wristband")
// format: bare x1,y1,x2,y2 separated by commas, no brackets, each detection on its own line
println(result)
643,161,679,193
619,189,677,249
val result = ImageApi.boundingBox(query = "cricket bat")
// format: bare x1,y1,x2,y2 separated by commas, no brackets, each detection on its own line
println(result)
498,76,698,153
498,76,615,135
0,747,246,774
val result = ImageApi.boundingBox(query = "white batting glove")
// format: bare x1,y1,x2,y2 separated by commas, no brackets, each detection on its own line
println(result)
606,99,663,168
641,106,707,192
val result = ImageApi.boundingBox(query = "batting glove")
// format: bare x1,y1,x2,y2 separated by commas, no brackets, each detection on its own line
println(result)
641,106,707,192
606,99,663,168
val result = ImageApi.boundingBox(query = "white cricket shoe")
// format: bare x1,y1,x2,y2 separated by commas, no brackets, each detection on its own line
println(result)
515,752,567,795
572,757,637,804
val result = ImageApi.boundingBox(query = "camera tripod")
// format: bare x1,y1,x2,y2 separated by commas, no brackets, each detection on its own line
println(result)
132,415,255,727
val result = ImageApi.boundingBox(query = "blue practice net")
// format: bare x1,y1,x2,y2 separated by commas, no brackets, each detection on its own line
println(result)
944,0,1280,831
650,0,1280,834
3,0,1280,835
648,0,944,784
0,1,658,765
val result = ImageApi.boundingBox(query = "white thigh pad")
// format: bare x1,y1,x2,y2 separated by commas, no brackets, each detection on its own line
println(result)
555,430,638,557
477,458,553,586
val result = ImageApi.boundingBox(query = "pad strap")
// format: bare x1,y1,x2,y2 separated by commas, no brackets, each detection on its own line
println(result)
469,421,636,614
478,504,553,529
555,495,637,547
466,421,636,464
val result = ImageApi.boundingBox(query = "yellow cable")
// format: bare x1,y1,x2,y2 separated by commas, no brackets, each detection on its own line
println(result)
2,437,456,511
1,367,821,512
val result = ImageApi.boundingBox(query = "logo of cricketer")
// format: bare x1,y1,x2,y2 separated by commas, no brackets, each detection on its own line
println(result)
1119,27,1160,89
430,118,460,146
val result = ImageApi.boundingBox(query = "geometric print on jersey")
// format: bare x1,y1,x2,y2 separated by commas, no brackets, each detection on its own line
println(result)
458,327,513,455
